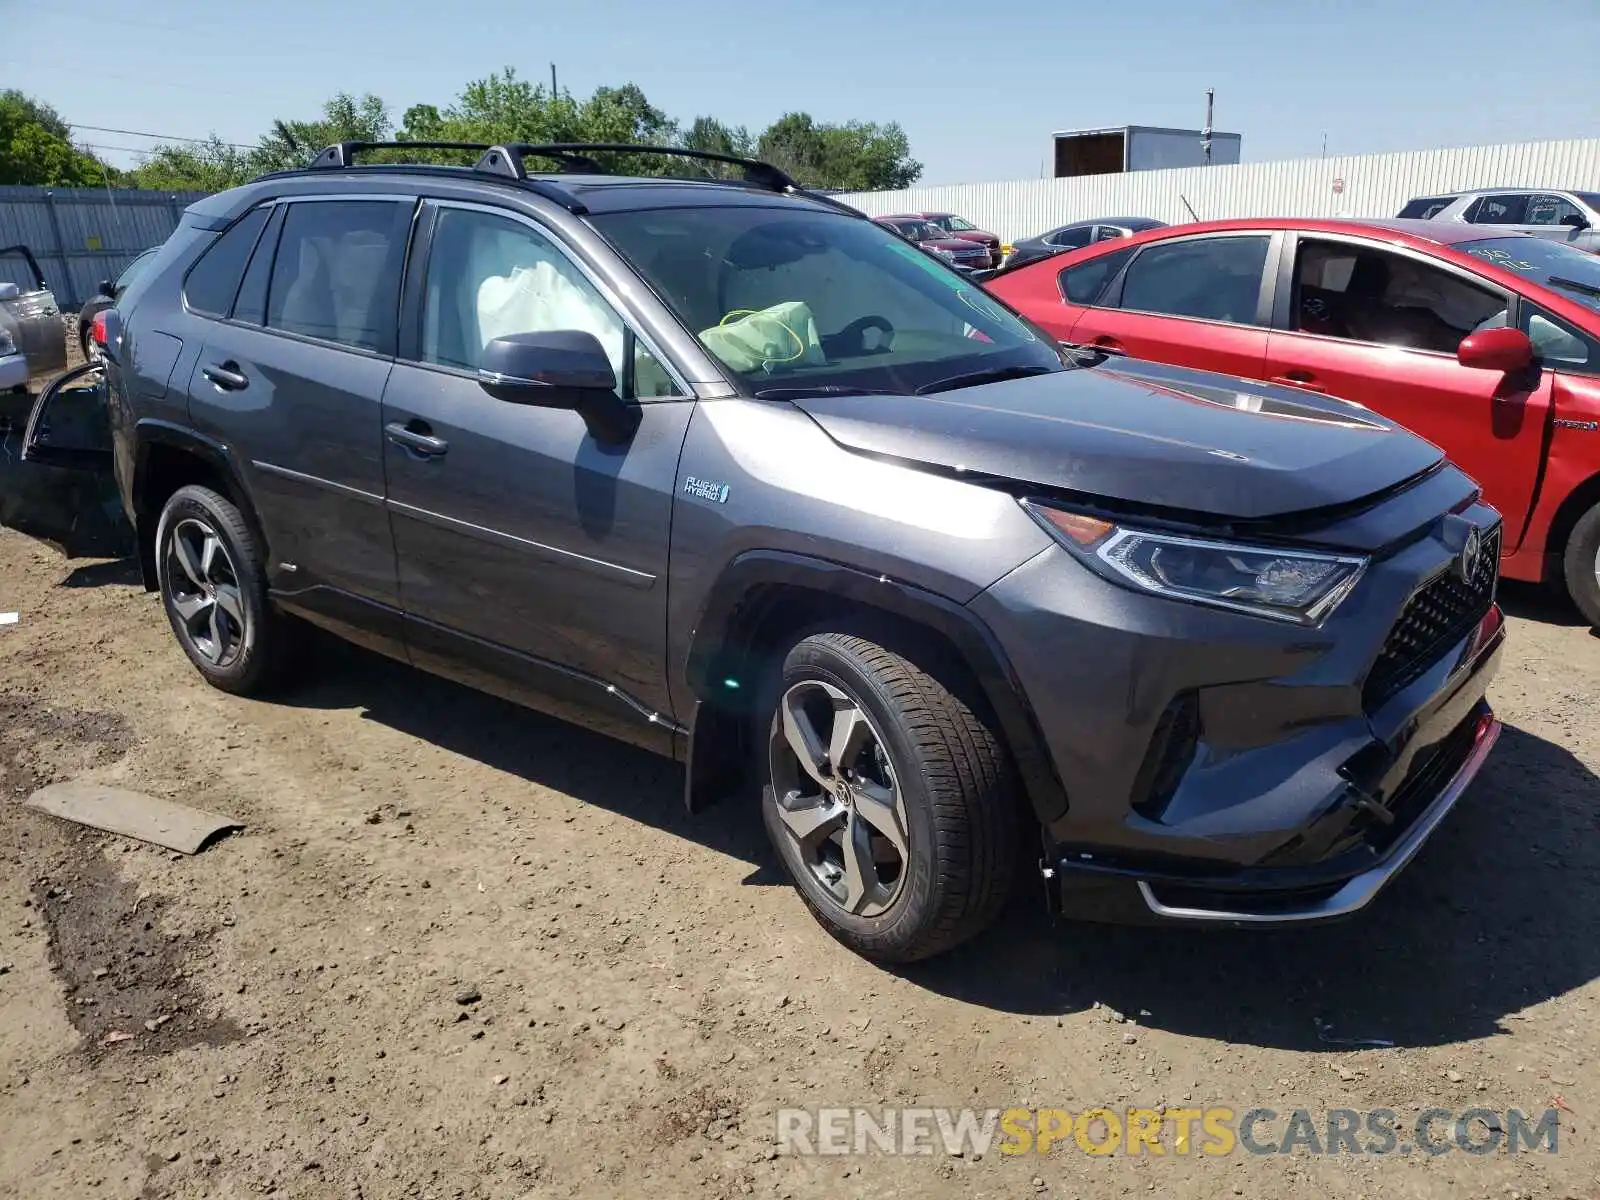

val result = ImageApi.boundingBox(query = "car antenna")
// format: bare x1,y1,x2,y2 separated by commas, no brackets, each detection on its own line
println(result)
1178,194,1201,223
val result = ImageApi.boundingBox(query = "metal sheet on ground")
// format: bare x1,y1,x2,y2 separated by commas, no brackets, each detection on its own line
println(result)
24,781,242,854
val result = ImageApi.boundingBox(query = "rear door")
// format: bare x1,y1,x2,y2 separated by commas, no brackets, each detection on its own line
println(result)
183,196,412,616
1263,232,1549,543
1068,231,1277,378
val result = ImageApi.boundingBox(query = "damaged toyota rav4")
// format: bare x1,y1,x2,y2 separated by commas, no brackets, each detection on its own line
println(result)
25,142,1505,963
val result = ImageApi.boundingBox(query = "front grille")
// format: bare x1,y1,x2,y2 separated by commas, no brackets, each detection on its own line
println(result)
1364,526,1499,708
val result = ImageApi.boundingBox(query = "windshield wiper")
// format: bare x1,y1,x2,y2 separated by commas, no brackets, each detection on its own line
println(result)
753,385,911,400
1549,275,1600,301
913,364,1056,395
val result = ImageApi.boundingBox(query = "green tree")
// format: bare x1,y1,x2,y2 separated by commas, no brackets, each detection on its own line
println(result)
757,112,920,190
132,137,253,192
0,90,111,186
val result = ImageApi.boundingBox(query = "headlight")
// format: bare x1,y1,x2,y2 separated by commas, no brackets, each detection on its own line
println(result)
930,246,955,259
1023,500,1367,625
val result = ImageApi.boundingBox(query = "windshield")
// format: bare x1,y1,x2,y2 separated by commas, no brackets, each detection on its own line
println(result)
593,206,1064,395
1459,236,1600,315
882,219,938,241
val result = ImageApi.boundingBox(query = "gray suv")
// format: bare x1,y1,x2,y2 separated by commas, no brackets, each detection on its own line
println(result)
25,142,1507,963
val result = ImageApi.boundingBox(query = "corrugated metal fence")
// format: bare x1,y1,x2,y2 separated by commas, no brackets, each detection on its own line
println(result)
841,138,1600,244
0,185,209,310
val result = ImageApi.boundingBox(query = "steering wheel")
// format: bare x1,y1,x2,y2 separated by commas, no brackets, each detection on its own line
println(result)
827,315,896,357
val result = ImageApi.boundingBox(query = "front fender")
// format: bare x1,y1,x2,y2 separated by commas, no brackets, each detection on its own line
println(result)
680,549,1068,828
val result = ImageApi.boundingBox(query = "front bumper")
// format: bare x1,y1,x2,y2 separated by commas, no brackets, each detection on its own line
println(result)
971,488,1506,927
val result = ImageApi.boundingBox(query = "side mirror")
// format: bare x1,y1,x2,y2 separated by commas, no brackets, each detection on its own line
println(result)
1457,326,1534,372
1560,214,1590,230
98,278,115,296
477,330,638,443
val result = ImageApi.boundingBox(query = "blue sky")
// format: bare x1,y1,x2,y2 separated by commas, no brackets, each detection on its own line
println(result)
6,0,1598,186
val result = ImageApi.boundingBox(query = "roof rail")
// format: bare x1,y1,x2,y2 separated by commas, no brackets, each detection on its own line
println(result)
303,140,862,218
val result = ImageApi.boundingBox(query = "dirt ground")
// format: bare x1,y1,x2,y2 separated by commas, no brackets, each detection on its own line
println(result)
0,521,1598,1200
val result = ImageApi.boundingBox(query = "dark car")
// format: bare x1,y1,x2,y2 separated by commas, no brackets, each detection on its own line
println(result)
77,248,158,361
22,141,1503,963
882,211,1002,267
985,216,1600,629
1002,216,1166,270
872,217,992,272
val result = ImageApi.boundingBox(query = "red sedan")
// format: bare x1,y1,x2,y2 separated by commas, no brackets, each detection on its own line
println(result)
987,217,1600,626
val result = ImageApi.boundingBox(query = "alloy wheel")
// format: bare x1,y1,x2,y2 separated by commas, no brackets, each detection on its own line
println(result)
164,517,247,667
768,680,910,917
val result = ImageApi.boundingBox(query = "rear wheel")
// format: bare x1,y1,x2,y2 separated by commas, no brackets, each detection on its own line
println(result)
761,631,1020,963
155,485,289,695
1562,499,1600,631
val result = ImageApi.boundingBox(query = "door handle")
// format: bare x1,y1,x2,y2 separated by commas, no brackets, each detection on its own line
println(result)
202,362,249,391
385,420,449,457
1269,371,1326,393
1092,335,1124,352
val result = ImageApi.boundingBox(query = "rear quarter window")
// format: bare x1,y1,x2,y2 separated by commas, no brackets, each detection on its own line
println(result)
182,207,271,318
1059,247,1134,305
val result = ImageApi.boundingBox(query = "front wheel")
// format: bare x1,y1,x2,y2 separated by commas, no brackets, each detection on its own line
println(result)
1562,500,1600,631
761,631,1020,963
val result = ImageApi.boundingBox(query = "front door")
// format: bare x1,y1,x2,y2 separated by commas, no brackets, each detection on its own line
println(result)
1069,232,1275,379
1263,233,1549,544
381,202,693,745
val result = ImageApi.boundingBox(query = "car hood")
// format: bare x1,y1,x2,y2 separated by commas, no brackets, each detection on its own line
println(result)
949,230,1000,246
788,357,1444,521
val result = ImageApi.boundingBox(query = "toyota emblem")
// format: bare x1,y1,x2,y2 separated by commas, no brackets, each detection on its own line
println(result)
1457,525,1481,582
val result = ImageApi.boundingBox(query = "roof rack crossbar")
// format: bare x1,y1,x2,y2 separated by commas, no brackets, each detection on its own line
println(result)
494,143,865,217
308,141,495,169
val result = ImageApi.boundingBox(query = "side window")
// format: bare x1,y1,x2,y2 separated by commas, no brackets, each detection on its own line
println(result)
231,205,284,327
421,207,647,394
1119,236,1270,324
1522,306,1595,368
1292,240,1508,355
1092,226,1126,243
266,200,409,353
1525,195,1583,227
182,206,270,318
1045,226,1092,250
1059,247,1134,306
1468,194,1529,224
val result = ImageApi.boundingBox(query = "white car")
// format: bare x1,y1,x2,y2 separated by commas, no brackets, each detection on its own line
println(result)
1398,187,1600,254
0,324,29,392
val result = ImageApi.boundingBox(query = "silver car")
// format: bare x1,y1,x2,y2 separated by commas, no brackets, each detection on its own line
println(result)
1398,188,1600,253
0,245,68,389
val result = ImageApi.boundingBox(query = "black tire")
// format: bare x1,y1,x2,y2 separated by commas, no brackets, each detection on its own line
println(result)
154,484,288,695
761,631,1020,963
1562,500,1600,631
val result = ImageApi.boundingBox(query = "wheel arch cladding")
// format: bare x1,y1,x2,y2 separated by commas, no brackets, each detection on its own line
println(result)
132,423,257,591
1545,468,1600,583
681,550,1068,827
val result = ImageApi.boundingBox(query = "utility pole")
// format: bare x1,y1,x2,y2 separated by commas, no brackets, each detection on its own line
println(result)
551,63,558,96
1202,89,1214,165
